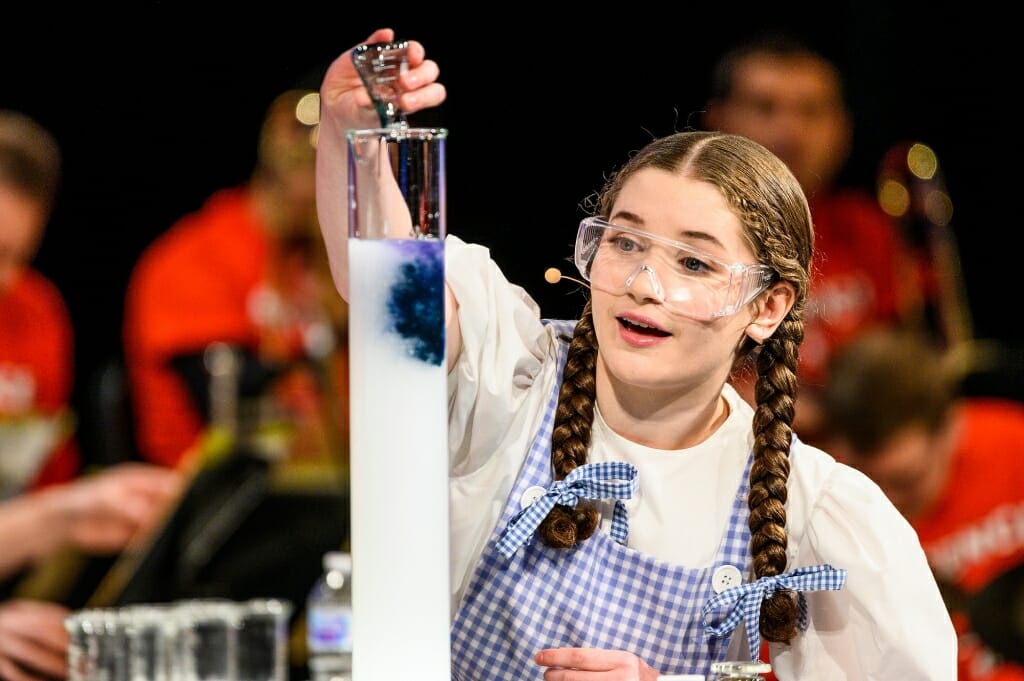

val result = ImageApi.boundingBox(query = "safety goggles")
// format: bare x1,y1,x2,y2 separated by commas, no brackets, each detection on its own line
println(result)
574,217,775,321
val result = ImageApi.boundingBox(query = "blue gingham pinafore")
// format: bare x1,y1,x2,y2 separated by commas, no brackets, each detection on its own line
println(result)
450,319,753,680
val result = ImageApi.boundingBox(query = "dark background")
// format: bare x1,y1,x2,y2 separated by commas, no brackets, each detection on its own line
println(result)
2,4,1018,467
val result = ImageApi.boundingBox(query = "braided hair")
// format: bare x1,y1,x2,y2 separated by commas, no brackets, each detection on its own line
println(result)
538,130,814,645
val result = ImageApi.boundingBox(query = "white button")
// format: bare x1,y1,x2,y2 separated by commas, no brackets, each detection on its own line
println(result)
712,564,743,593
519,485,547,509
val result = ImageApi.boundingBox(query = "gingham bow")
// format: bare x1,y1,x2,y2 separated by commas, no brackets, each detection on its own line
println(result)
702,563,847,660
496,461,639,559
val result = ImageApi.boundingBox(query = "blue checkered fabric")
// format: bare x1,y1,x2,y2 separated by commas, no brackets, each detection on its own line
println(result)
496,460,639,559
450,319,755,680
702,563,848,661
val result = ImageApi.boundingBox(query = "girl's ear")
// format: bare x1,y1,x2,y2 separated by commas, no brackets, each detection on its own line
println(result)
746,281,796,344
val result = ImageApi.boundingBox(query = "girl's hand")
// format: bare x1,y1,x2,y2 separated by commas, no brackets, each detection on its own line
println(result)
536,647,661,681
319,28,446,134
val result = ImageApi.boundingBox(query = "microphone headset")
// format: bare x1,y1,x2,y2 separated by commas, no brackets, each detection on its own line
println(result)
544,267,589,289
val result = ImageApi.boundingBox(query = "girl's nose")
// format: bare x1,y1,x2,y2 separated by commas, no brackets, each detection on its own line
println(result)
623,263,665,302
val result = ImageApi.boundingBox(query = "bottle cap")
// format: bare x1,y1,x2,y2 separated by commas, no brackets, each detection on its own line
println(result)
324,551,352,573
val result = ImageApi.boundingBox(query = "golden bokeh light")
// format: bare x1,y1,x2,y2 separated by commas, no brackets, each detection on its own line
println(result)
924,189,954,226
878,178,911,218
907,143,938,180
296,92,321,126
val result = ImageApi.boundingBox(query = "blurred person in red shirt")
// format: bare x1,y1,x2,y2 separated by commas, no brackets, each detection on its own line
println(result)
702,32,937,445
123,89,349,471
0,110,80,497
821,328,1024,681
0,110,187,681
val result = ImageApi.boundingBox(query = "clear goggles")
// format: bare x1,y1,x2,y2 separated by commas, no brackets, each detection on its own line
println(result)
574,217,775,321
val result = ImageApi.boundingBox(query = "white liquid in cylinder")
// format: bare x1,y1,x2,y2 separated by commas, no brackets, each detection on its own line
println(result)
347,237,450,681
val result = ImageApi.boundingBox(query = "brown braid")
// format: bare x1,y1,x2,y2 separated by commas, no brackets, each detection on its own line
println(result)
750,316,804,642
538,301,601,548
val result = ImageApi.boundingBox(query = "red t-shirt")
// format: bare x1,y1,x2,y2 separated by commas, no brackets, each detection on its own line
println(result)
123,187,348,468
914,399,1024,680
0,266,79,488
124,188,272,467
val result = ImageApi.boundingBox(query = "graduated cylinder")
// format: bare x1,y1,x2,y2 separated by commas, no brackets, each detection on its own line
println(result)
345,126,450,681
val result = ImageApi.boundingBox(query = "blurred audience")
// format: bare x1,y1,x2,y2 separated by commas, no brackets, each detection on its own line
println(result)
701,31,939,444
821,328,1024,680
123,89,349,473
0,111,80,498
0,461,183,681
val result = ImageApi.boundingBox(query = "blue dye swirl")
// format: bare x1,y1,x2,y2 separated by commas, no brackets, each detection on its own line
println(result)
386,241,445,366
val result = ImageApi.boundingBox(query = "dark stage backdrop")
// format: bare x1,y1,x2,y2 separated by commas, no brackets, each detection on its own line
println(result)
2,5,1017,467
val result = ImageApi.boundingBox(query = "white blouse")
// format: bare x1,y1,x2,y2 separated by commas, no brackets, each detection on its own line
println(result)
444,234,955,680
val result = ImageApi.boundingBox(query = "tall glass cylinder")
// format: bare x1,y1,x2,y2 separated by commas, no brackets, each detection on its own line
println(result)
346,126,449,681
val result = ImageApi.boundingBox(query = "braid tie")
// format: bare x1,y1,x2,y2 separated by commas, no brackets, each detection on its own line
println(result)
703,564,847,660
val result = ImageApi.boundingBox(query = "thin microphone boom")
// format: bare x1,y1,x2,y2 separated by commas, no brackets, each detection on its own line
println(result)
544,267,590,289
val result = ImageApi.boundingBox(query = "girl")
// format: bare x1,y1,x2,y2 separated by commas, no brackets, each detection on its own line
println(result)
315,28,955,681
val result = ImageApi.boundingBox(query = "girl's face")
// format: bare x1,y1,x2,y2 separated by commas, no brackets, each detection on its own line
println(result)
591,167,760,398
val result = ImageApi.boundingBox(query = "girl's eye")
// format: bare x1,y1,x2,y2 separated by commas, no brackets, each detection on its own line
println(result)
609,235,641,253
681,256,710,273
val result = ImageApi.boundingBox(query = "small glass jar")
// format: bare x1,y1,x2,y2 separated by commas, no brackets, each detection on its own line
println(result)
709,660,773,680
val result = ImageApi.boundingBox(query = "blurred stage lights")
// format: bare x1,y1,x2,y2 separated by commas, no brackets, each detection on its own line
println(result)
877,141,952,226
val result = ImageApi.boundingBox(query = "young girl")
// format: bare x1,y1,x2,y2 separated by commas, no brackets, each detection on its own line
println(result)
316,28,955,681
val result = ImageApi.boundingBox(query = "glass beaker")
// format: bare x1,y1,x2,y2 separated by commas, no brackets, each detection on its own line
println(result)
175,599,240,681
237,598,293,681
124,603,177,681
709,660,773,680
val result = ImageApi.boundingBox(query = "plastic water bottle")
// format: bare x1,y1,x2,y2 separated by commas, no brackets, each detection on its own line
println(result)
307,551,353,681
